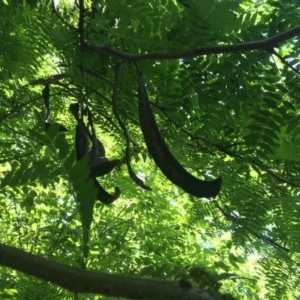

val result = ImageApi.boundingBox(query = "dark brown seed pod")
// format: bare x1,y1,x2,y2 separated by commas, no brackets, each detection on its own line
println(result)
137,71,222,198
74,115,120,204
90,159,120,177
93,179,120,205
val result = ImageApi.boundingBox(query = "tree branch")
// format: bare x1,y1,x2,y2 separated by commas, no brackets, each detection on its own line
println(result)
0,243,217,300
83,25,300,62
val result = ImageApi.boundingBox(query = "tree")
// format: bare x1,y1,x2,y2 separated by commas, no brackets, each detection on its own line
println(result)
0,0,300,299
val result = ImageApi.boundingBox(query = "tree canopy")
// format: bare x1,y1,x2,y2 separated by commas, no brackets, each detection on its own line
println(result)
0,0,300,299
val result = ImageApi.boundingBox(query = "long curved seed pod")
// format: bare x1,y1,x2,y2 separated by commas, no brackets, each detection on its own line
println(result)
137,71,222,198
112,63,151,190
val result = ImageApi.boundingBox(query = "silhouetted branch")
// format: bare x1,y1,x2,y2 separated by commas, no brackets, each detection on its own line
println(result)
0,243,217,300
83,25,300,62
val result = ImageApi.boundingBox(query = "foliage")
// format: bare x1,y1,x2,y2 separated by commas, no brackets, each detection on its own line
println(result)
0,0,300,299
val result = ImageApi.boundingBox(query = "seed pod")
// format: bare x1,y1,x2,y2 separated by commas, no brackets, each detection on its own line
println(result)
137,71,222,198
93,179,120,204
90,159,120,177
75,122,89,161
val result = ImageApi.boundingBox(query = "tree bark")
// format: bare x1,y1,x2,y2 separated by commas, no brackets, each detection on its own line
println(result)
0,243,215,300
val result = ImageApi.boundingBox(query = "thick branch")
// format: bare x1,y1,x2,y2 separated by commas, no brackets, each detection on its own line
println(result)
83,25,300,61
0,243,215,300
